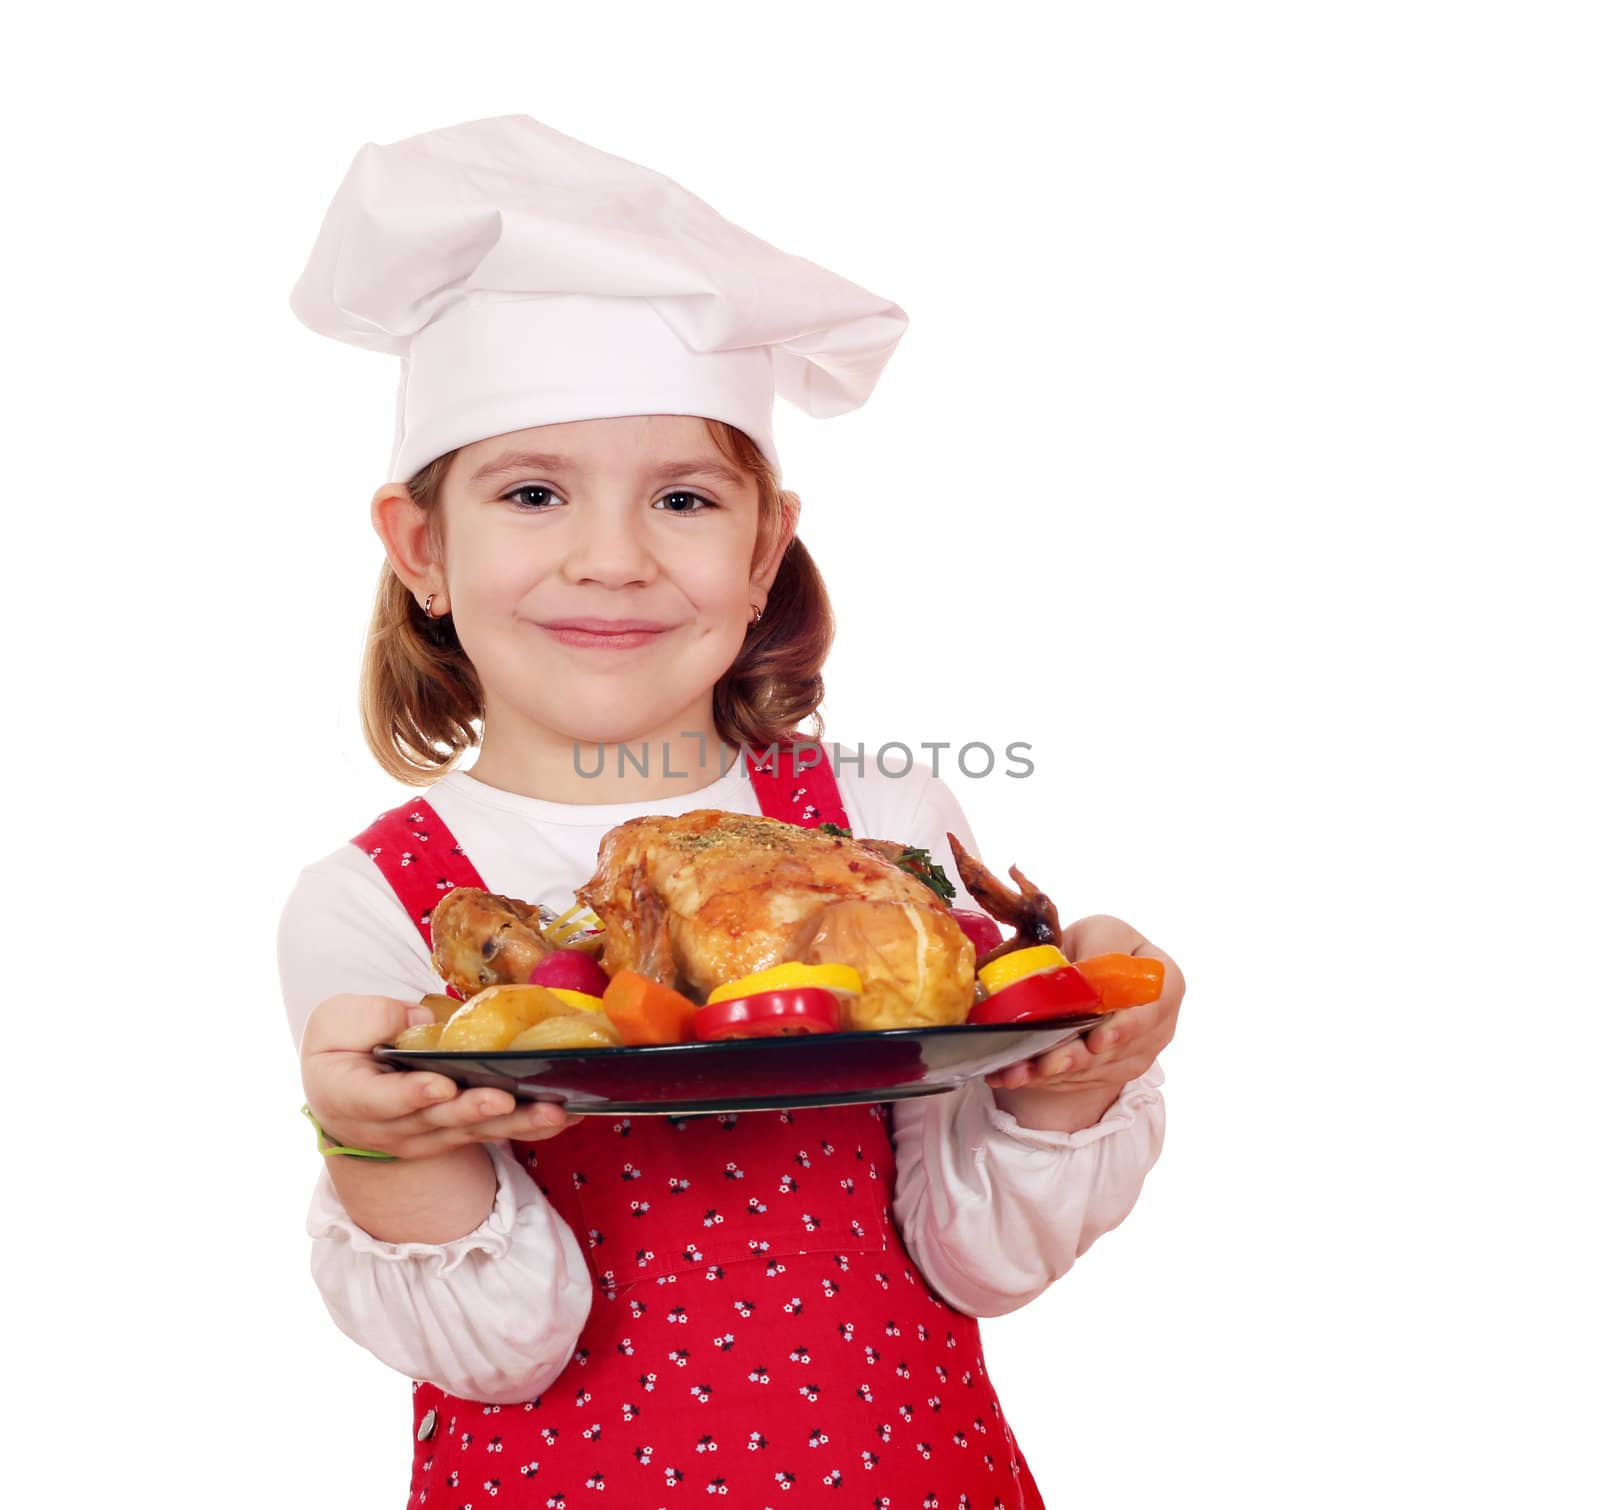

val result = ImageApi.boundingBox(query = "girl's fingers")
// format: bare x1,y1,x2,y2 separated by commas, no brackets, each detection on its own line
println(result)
462,1098,571,1141
302,993,425,1058
1023,1029,1103,1080
990,1056,1040,1090
985,1022,1131,1090
420,1083,520,1126
403,1099,572,1158
1082,1018,1122,1055
321,1059,459,1129
403,1083,568,1138
309,1047,575,1152
313,1067,511,1142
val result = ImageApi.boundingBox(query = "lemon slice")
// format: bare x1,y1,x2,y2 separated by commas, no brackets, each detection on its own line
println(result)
707,962,863,1004
545,988,607,1013
977,944,1071,996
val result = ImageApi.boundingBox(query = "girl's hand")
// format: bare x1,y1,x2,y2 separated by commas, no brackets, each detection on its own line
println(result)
985,915,1184,1126
301,993,574,1160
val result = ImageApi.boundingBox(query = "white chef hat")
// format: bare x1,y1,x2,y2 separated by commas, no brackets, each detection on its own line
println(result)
289,114,909,485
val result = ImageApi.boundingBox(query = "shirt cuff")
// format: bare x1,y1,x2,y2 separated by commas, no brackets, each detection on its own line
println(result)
306,1139,525,1276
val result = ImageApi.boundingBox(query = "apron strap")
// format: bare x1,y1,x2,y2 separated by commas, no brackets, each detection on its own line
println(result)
350,799,486,967
742,740,850,830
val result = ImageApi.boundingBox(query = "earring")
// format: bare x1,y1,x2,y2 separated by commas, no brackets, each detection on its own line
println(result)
749,604,764,625
423,593,446,619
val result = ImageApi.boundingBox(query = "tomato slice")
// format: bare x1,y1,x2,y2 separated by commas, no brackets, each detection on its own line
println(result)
966,965,1104,1024
693,986,842,1041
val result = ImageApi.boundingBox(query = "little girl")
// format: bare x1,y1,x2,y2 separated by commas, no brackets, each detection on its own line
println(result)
280,115,1182,1509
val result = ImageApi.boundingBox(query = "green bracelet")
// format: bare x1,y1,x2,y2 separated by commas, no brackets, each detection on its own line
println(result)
301,1103,398,1160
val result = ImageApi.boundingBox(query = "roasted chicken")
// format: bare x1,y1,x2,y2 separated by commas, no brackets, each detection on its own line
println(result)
430,886,553,999
575,809,975,1030
426,813,1061,1032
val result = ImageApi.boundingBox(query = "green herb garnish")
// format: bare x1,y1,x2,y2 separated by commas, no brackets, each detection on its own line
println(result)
894,845,957,903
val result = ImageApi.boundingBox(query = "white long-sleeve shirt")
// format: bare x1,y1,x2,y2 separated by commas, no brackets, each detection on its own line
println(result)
279,753,1166,1404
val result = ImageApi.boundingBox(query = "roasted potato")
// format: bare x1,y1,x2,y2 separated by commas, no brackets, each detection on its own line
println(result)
438,984,579,1052
394,1021,445,1051
417,993,460,1025
507,1014,624,1051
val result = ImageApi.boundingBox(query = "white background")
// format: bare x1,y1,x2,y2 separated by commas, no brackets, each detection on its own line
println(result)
7,2,1595,1505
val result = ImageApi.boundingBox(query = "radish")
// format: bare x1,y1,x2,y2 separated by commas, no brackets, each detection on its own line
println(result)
950,907,1004,959
531,948,612,997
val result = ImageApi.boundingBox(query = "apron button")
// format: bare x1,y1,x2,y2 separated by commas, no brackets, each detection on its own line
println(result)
417,1408,438,1443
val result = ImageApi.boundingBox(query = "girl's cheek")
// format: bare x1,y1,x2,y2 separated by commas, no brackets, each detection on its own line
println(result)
466,544,552,604
687,552,759,619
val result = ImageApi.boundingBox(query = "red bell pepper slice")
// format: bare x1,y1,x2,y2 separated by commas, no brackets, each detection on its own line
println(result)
692,986,842,1041
966,964,1104,1024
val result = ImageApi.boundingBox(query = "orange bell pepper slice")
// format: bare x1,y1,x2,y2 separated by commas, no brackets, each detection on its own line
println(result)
1071,952,1166,1011
602,970,701,1046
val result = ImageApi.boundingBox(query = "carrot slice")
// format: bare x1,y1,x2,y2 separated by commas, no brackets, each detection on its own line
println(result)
601,970,701,1046
1071,953,1165,1010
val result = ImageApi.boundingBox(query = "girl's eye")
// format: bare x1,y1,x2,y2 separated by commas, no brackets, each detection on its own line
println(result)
503,487,716,514
504,485,564,511
655,490,717,514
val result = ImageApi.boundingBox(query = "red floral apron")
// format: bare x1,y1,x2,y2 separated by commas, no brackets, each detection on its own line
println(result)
352,744,1047,1508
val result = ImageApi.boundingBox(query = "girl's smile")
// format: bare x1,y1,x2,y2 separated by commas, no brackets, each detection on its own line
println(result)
536,615,678,651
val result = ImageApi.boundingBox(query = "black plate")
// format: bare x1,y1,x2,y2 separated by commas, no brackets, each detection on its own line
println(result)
374,1015,1108,1114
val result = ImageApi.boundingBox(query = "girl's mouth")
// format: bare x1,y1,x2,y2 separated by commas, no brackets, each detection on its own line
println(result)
539,617,673,650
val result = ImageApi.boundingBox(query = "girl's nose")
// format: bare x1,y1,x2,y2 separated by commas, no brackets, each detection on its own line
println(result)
559,506,658,588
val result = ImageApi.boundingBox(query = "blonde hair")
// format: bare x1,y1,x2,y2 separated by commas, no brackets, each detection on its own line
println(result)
358,421,834,785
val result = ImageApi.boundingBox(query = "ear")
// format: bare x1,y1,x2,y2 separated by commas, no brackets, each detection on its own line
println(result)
371,483,444,601
751,491,802,597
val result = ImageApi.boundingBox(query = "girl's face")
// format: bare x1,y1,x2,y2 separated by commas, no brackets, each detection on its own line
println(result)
404,414,784,747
